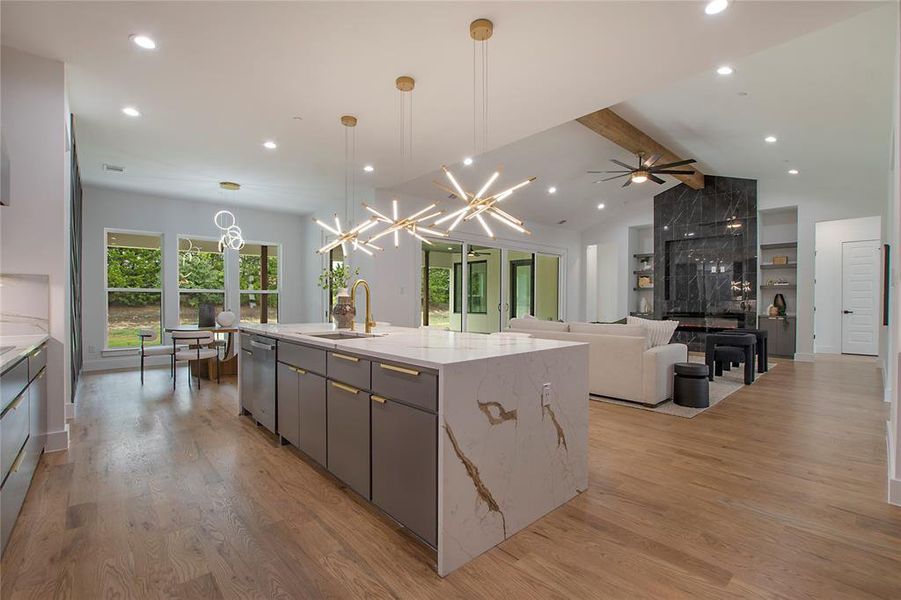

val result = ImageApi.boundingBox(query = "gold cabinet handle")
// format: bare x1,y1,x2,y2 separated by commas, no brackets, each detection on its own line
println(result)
37,369,46,380
287,366,307,375
243,349,253,356
330,381,360,395
379,363,420,377
6,391,26,412
30,348,43,358
370,395,387,404
11,449,26,473
331,352,359,363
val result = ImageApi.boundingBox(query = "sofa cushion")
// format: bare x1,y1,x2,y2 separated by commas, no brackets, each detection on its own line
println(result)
569,322,647,338
627,316,679,347
508,317,569,333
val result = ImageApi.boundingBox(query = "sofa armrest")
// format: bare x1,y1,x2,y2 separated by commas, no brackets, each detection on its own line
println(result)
641,343,689,405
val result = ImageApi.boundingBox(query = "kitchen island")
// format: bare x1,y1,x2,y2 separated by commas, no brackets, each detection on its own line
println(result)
238,323,588,576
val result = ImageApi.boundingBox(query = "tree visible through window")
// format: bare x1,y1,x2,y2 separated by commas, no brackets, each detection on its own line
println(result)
178,237,225,324
106,231,162,348
239,243,279,323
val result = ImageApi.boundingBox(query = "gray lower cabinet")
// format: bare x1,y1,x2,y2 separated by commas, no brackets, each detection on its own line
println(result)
298,371,327,467
760,317,796,357
371,397,437,547
327,381,370,499
27,367,46,457
276,363,300,447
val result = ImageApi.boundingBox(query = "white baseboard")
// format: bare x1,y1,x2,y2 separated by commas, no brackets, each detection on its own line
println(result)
885,387,893,403
45,426,69,453
794,352,816,362
891,477,901,507
65,402,75,420
83,355,170,373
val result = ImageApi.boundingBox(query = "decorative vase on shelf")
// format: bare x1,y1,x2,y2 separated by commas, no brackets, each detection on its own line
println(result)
332,289,356,329
767,304,779,317
216,310,236,327
773,293,787,316
639,296,652,314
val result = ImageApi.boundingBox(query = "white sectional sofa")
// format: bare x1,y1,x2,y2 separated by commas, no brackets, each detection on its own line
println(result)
508,318,688,406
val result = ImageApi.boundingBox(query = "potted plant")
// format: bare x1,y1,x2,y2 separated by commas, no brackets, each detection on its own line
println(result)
318,264,360,328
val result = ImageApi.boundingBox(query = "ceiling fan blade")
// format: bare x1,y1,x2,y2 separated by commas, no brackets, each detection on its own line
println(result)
648,174,666,185
622,178,633,188
651,158,696,170
587,170,631,174
609,159,635,170
653,170,696,175
602,174,630,181
644,153,662,168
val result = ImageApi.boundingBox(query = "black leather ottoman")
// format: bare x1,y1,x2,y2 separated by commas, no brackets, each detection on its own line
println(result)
705,333,756,385
673,362,710,408
720,328,768,373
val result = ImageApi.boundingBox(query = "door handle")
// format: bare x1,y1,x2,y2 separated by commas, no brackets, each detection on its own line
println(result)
843,310,854,314
330,381,360,394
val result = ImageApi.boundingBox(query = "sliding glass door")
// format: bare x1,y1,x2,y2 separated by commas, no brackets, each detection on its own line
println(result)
421,240,562,333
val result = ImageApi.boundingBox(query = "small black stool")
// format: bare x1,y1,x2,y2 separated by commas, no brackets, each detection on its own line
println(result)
720,328,768,373
673,362,710,408
705,333,756,385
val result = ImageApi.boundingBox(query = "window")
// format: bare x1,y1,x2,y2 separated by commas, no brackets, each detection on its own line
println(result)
239,243,280,323
178,237,225,325
328,245,344,320
105,231,162,348
453,260,488,314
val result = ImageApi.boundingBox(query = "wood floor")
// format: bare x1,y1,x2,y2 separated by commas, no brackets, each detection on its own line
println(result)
2,356,899,599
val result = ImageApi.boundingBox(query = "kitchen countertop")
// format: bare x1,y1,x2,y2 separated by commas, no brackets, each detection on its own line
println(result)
0,334,49,374
239,322,586,370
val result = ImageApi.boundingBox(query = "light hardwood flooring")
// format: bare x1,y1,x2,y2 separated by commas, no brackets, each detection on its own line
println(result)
2,356,899,599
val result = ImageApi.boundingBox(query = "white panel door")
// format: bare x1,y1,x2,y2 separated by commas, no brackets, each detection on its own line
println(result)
841,240,880,355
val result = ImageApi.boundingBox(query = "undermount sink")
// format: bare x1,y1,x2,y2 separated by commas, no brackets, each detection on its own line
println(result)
307,332,376,340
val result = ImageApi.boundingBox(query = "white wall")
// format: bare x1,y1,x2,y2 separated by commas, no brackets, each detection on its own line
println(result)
304,189,582,328
814,216,882,354
888,6,901,507
81,185,308,370
0,46,71,452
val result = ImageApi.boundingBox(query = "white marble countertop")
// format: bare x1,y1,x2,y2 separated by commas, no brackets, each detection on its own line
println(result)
239,322,586,370
0,334,49,374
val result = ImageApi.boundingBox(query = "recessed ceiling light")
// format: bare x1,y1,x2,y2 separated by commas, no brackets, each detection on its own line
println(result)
363,165,374,172
130,34,156,50
548,186,557,194
716,65,734,76
463,157,473,166
263,140,277,150
788,169,799,175
705,0,729,15
597,203,605,210
764,135,777,143
122,106,141,117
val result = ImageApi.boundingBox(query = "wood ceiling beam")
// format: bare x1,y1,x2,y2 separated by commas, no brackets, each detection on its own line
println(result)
576,108,706,190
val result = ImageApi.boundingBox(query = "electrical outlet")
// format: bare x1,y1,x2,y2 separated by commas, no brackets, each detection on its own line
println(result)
541,383,552,407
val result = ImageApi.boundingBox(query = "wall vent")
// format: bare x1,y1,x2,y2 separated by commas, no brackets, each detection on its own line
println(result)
103,163,125,173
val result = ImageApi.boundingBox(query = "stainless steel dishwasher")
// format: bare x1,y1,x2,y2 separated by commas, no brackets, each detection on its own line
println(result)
241,335,277,434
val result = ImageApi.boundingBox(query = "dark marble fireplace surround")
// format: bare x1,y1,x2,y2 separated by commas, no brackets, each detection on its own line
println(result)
653,176,758,351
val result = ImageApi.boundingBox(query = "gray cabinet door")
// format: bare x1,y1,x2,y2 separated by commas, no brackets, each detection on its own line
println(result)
28,367,46,453
240,348,255,415
251,339,277,434
327,381,370,499
371,397,437,547
298,371,327,467
276,363,299,447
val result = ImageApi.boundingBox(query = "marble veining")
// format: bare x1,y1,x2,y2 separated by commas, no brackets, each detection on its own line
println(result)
0,273,49,336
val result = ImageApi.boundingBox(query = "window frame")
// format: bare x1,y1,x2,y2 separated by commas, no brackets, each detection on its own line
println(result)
103,227,164,351
238,240,282,324
177,234,227,325
453,260,488,315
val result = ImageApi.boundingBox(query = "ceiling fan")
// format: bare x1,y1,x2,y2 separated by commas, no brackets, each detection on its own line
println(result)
588,153,697,187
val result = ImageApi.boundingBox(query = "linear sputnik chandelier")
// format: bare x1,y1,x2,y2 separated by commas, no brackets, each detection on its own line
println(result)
363,200,446,246
432,166,534,238
315,115,382,255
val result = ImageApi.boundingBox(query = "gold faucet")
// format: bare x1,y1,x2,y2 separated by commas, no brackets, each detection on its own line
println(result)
350,279,376,333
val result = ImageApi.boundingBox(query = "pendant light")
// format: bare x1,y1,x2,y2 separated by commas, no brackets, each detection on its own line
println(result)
430,19,534,239
215,182,245,251
315,115,379,255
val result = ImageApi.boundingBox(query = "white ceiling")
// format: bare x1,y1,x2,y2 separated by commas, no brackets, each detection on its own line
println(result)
1,1,879,215
392,2,898,231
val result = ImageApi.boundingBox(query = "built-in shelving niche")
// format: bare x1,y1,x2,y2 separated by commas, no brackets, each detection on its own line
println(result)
758,207,798,355
629,225,654,317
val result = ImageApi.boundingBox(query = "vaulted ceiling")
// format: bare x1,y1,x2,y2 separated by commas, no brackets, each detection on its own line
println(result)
1,1,883,220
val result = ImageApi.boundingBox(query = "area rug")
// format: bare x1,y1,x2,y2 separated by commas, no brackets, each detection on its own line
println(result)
591,355,776,418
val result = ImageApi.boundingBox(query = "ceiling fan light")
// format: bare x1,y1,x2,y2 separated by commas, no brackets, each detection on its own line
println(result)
631,172,649,184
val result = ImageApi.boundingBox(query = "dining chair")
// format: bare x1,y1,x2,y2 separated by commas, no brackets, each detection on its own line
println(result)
138,330,183,385
171,331,219,389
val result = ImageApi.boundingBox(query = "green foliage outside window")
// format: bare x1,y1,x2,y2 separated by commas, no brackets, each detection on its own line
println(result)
106,247,161,306
239,255,279,290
